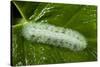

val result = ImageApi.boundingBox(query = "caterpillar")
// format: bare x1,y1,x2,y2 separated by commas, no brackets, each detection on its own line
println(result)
22,22,87,51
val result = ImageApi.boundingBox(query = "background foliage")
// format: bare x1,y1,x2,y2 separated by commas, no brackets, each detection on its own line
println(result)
11,1,97,66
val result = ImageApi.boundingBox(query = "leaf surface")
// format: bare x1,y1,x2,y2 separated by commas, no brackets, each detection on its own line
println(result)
12,1,97,66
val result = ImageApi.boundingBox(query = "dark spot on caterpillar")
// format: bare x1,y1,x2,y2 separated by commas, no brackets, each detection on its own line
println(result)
55,30,59,32
73,45,77,50
32,35,35,38
47,38,51,41
61,29,66,33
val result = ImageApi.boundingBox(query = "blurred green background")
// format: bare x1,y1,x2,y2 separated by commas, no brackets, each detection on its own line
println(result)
11,1,97,66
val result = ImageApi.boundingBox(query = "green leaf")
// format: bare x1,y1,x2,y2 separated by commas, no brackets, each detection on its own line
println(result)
11,1,97,66
12,1,40,21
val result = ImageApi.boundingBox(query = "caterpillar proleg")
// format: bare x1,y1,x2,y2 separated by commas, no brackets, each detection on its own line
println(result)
22,22,87,51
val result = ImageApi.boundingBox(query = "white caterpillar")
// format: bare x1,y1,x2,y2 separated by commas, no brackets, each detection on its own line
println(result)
22,22,87,51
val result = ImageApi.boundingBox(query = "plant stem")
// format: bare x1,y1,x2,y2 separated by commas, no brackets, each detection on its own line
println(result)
13,1,27,22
